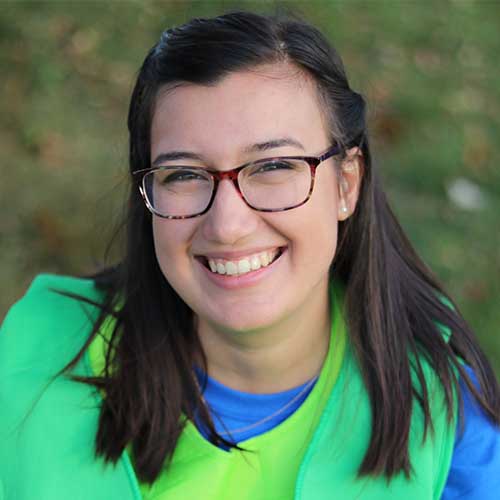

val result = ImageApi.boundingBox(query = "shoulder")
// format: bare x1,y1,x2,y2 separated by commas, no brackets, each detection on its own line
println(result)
442,365,500,498
7,272,101,307
0,273,104,376
1,273,103,340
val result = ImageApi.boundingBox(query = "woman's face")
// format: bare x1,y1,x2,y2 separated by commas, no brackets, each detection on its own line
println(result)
150,63,354,334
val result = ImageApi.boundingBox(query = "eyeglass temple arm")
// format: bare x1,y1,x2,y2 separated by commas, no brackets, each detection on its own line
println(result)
318,144,342,162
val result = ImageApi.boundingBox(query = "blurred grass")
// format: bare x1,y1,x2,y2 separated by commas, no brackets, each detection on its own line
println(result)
1,0,499,372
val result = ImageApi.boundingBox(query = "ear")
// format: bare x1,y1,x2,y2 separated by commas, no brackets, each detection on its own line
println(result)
337,146,363,221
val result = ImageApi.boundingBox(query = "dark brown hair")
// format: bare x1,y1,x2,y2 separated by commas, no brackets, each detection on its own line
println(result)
64,10,500,484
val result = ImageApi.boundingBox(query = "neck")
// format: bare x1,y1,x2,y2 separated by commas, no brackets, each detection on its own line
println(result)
196,288,331,393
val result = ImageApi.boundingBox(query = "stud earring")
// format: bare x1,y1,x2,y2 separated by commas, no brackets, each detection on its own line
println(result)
339,198,348,214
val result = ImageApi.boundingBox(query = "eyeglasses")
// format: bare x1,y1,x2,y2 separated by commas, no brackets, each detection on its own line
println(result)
133,144,341,219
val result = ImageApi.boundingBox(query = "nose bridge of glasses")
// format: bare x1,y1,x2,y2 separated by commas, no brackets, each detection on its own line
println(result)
206,172,256,223
212,168,243,196
213,168,240,181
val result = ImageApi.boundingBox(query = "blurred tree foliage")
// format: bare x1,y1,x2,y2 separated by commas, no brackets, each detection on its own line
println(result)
1,0,499,371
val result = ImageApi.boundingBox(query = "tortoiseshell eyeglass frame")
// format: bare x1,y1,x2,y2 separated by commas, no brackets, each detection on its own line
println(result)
133,144,342,219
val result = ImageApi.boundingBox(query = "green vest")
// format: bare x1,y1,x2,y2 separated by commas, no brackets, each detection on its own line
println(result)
88,285,346,500
0,274,456,499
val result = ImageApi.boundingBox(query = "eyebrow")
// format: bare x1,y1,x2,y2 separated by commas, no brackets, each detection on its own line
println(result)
244,138,305,153
151,137,305,166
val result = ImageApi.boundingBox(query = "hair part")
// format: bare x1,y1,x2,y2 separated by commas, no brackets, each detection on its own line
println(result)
61,10,500,484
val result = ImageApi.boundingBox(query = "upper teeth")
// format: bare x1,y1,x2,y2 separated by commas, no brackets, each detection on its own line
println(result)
207,249,280,276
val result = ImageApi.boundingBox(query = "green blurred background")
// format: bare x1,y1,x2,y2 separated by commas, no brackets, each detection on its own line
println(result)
1,1,499,371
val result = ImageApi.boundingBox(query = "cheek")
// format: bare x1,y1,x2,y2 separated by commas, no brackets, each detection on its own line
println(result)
152,219,171,264
271,178,339,274
302,168,339,257
152,218,194,278
300,212,338,272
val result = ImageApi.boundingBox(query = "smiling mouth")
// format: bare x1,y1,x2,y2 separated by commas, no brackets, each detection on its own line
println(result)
196,247,286,276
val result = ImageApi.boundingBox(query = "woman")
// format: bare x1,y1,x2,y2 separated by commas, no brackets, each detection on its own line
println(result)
1,10,499,500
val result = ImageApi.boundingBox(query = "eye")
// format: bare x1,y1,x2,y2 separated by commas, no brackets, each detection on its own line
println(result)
242,159,307,187
253,160,295,174
157,168,209,184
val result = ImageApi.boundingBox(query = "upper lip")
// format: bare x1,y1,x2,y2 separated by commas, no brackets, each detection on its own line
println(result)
194,246,286,260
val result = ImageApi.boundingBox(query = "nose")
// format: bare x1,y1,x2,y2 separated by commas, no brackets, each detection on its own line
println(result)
200,178,259,245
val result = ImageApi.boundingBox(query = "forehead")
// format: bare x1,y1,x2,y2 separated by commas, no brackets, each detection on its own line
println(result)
150,63,330,161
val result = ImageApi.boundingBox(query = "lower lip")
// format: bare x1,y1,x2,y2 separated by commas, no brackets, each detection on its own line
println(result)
196,249,287,290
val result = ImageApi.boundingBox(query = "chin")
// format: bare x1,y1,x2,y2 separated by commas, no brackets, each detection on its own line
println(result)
203,304,283,335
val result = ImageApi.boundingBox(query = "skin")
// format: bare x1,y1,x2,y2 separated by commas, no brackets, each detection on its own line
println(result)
150,63,362,393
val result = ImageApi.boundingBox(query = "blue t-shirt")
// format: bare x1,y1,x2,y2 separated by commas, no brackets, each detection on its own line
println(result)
441,365,500,498
196,365,500,498
195,366,317,443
